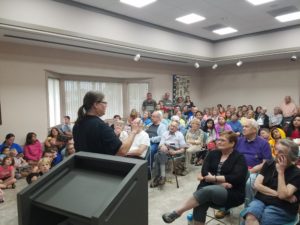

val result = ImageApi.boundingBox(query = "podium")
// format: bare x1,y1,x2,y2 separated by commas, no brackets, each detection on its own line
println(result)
17,152,148,225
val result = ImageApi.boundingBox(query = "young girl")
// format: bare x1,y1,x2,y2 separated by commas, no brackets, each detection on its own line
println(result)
203,119,217,151
26,158,51,184
23,132,43,164
0,156,17,189
44,127,61,150
10,149,29,179
0,146,10,162
269,127,286,158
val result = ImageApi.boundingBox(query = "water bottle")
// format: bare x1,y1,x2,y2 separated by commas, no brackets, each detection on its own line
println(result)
187,213,193,225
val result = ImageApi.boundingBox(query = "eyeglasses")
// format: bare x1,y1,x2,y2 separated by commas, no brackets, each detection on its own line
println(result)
216,138,228,143
98,101,107,105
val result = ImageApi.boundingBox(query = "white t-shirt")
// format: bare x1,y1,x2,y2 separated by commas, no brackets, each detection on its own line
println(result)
128,130,150,158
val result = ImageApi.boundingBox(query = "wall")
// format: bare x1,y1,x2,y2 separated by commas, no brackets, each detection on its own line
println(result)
0,41,201,144
199,59,300,110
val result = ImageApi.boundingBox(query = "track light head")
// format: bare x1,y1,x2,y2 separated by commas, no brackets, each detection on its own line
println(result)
212,63,218,70
290,55,297,61
134,54,141,61
194,62,200,68
236,60,243,67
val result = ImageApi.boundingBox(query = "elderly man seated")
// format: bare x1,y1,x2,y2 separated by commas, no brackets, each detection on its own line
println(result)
150,121,186,187
125,118,150,159
241,139,300,225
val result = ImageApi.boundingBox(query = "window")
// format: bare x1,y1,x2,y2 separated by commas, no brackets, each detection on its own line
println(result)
64,80,123,120
128,83,149,112
48,78,61,127
47,74,150,127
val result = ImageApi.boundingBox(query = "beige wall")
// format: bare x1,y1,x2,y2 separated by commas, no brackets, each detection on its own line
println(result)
0,41,201,144
199,60,300,110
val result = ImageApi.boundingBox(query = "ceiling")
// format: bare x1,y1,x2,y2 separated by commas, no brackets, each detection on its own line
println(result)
70,0,300,41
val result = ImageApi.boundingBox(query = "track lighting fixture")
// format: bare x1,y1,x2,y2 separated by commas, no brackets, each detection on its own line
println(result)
134,54,141,61
194,62,200,68
212,63,218,70
236,60,243,67
290,55,297,61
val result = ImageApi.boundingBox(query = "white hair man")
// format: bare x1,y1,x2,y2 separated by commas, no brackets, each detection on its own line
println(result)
150,120,187,188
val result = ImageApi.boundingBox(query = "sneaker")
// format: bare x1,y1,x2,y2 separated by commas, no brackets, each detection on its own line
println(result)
162,211,180,223
150,177,159,188
180,170,189,176
158,176,166,185
214,209,230,219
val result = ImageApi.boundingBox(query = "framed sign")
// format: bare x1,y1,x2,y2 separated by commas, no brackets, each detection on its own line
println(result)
172,74,191,103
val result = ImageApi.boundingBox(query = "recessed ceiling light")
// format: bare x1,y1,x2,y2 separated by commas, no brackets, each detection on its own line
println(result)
176,13,206,24
120,0,156,8
213,27,238,35
275,11,300,22
246,0,275,6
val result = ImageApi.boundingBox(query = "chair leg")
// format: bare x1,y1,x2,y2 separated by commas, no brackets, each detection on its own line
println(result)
171,157,179,188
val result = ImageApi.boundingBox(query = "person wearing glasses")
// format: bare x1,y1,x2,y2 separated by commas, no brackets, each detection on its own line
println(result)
73,91,138,156
162,131,248,225
241,139,300,225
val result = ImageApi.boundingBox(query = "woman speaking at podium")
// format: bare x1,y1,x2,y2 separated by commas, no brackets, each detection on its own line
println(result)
73,91,138,156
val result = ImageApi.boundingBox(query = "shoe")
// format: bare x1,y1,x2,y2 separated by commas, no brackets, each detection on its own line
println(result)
12,183,16,189
150,177,159,188
180,170,189,176
158,176,166,185
214,209,230,219
162,211,180,223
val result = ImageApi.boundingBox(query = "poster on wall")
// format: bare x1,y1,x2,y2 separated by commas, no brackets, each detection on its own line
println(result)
172,74,191,104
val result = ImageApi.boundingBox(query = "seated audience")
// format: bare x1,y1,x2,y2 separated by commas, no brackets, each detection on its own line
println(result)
175,96,185,110
44,127,61,150
150,121,186,187
125,118,150,159
145,111,167,173
162,131,248,225
141,111,152,126
215,116,233,139
10,149,29,179
65,143,76,157
286,114,300,139
259,128,271,142
114,120,129,142
269,127,286,158
184,95,194,109
0,146,10,162
0,156,17,189
185,118,206,172
23,132,43,164
26,158,51,184
162,92,174,117
110,114,122,129
256,107,269,129
269,106,283,128
241,139,300,225
228,113,243,136
203,119,217,151
236,119,272,209
0,133,23,154
175,110,186,127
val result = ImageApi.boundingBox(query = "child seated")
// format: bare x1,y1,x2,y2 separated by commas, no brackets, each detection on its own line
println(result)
0,156,17,189
43,147,63,167
26,158,51,184
114,120,128,142
0,146,10,163
10,149,30,179
65,143,76,157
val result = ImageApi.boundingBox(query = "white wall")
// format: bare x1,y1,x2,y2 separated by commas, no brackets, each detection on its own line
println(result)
0,41,202,144
199,60,300,110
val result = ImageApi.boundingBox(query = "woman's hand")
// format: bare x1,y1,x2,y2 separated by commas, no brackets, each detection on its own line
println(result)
220,182,232,189
276,155,288,174
197,173,204,181
204,172,216,183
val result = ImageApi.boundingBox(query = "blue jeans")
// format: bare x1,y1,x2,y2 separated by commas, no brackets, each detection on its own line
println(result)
245,173,257,207
241,198,297,225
